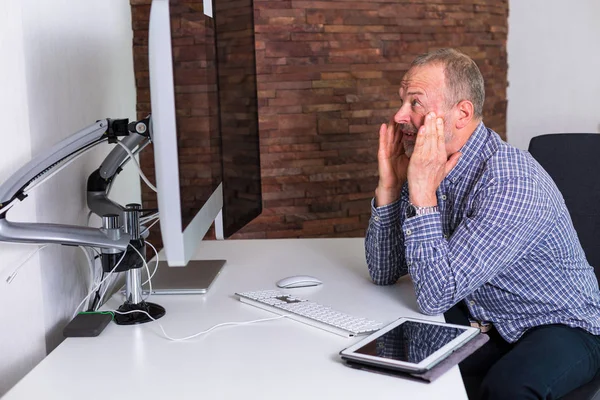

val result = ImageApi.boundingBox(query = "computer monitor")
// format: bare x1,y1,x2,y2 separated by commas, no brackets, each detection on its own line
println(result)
146,0,261,293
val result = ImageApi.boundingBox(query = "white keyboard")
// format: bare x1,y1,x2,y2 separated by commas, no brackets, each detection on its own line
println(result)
236,289,383,338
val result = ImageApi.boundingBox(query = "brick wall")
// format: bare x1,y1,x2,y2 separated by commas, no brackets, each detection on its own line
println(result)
130,0,508,241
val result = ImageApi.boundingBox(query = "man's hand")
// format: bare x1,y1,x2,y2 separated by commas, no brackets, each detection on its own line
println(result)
407,113,461,206
376,120,410,207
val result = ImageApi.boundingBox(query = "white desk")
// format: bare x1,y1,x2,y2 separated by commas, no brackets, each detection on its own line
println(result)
4,238,467,399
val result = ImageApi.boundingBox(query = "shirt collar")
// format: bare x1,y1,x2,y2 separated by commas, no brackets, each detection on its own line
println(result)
445,121,489,184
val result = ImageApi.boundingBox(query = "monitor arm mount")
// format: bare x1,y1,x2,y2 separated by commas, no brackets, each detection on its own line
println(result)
0,117,165,325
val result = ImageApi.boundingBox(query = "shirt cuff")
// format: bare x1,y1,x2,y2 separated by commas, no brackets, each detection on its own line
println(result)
402,212,443,242
370,198,401,228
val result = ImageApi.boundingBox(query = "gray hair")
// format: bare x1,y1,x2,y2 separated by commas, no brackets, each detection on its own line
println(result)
411,48,485,119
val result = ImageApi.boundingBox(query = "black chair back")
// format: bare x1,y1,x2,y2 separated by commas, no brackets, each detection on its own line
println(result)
528,133,600,281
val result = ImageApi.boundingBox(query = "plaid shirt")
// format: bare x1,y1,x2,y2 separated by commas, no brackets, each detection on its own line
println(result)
365,122,600,342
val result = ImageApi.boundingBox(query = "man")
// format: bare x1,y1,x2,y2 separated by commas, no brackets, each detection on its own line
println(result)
365,48,600,399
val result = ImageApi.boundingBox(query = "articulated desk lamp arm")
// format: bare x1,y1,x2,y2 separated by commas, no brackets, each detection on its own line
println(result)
0,117,165,325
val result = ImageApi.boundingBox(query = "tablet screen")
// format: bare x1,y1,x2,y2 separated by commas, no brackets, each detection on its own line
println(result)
354,320,466,364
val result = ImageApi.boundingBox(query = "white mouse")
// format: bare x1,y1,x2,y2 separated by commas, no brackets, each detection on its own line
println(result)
276,275,323,289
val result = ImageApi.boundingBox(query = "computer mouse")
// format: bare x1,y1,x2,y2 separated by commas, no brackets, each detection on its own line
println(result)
276,275,323,289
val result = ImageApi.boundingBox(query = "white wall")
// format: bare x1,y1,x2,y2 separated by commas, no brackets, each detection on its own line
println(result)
507,0,600,150
0,1,46,395
0,0,139,395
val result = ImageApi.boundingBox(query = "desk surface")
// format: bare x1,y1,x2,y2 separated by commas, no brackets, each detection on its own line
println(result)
4,238,467,400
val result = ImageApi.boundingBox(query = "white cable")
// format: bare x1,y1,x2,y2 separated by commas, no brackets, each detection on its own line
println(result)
142,241,159,286
95,240,157,310
106,139,149,196
119,138,149,169
72,249,127,319
110,309,285,342
78,246,96,300
86,210,94,227
96,275,113,309
89,247,103,286
127,244,153,301
97,273,120,311
141,218,160,237
5,245,49,284
140,212,159,223
141,211,159,220
116,141,157,193
131,139,150,158
140,216,159,228
100,243,285,341
78,246,108,306
140,218,159,230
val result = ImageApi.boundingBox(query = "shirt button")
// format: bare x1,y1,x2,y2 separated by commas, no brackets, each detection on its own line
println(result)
405,229,412,236
374,216,380,222
441,195,447,201
469,300,476,306
444,234,448,239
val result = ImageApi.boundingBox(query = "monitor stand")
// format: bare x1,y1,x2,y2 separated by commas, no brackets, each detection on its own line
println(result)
141,259,226,295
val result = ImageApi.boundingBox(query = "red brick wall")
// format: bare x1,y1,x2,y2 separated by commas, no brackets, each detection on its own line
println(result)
130,0,508,241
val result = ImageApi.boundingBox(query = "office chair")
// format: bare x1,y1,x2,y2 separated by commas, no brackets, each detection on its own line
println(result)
528,133,600,400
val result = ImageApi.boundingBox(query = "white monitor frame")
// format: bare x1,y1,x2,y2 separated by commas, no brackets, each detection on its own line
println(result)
149,0,224,267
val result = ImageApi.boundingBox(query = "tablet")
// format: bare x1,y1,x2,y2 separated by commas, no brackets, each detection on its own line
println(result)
339,317,480,374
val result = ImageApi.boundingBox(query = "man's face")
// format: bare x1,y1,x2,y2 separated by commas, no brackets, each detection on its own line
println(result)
394,64,454,157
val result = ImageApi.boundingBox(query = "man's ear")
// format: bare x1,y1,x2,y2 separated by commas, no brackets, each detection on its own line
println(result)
455,100,474,130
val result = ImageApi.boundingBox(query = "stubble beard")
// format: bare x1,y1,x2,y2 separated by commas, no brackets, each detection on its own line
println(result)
399,123,418,157
401,121,453,158
403,141,415,157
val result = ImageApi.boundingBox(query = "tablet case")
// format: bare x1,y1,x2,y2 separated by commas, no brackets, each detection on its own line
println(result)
344,332,489,383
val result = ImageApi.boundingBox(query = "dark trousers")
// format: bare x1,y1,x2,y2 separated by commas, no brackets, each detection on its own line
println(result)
444,303,600,399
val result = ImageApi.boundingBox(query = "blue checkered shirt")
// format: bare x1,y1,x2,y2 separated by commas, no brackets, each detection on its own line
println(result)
365,122,600,342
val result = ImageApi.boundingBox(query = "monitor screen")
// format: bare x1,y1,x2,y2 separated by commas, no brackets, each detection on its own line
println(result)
214,0,261,237
172,2,221,232
147,0,261,267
